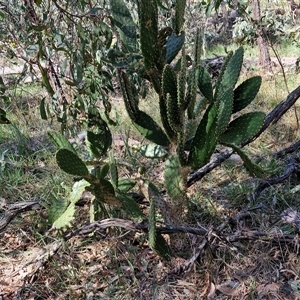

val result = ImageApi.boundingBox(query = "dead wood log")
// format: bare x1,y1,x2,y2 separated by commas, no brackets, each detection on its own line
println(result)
252,160,300,200
0,199,40,232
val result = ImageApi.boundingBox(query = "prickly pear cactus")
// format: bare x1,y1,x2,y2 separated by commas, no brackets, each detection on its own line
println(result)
188,47,266,171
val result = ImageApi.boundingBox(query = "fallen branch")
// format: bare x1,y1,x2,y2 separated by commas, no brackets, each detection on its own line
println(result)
252,160,300,200
274,140,300,159
12,206,300,281
0,199,40,232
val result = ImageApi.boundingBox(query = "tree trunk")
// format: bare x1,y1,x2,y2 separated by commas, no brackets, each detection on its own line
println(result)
252,0,272,71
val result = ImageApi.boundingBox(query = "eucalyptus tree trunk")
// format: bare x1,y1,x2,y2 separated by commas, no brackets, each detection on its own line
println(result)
252,0,272,71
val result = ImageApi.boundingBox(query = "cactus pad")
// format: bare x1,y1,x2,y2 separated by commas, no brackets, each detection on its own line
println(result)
56,148,89,176
233,76,262,113
196,65,213,102
134,111,170,147
216,87,234,135
188,104,218,170
165,155,186,202
165,32,185,64
48,130,76,153
218,112,266,145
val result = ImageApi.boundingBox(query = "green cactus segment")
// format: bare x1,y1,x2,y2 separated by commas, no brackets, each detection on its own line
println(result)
177,131,187,166
194,29,202,67
139,144,168,158
69,179,91,203
110,0,137,52
174,0,187,34
165,155,186,202
218,112,266,145
215,47,243,106
109,152,118,190
166,93,182,133
148,190,156,251
188,104,218,170
159,95,176,141
118,70,139,120
216,87,234,135
134,111,170,147
137,0,159,70
213,50,233,102
154,234,172,260
196,65,213,102
116,193,144,218
187,29,202,118
162,65,178,105
56,148,89,176
165,32,185,64
178,47,186,110
48,130,76,153
117,178,136,192
87,107,112,158
162,65,181,132
227,143,267,178
233,76,262,113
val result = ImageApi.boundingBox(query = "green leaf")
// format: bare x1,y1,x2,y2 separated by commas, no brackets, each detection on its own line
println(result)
118,178,136,192
48,131,76,153
233,76,262,113
52,203,76,229
117,193,144,218
110,0,137,52
134,111,170,147
56,149,89,176
227,143,267,178
40,97,48,120
218,112,266,145
87,107,112,158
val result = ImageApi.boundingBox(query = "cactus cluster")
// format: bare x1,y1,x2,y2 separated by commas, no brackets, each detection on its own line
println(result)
50,0,267,257
117,0,266,253
48,107,143,229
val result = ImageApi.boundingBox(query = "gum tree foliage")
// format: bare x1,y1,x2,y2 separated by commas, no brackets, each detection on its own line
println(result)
1,0,267,257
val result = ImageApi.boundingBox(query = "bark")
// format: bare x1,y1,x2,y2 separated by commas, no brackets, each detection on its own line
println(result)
252,0,272,71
